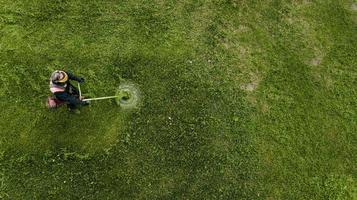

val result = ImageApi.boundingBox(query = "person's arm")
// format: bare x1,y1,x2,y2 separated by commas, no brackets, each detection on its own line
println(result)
54,92,86,106
66,71,84,83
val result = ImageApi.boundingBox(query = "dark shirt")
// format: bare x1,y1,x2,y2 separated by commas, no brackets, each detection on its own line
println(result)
54,91,82,106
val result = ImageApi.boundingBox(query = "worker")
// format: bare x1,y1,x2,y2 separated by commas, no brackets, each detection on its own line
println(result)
49,70,88,112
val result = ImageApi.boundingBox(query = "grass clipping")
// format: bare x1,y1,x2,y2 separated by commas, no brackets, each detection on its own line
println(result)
115,83,141,110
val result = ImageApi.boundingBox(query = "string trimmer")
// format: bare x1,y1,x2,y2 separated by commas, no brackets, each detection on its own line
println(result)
78,83,139,108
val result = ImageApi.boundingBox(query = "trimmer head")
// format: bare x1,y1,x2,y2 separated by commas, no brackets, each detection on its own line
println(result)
78,82,140,109
115,90,131,105
115,83,140,109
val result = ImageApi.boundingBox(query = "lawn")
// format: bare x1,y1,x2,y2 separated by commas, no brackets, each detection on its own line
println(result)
0,0,356,199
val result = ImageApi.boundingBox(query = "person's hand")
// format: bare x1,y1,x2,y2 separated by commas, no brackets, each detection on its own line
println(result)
78,77,85,84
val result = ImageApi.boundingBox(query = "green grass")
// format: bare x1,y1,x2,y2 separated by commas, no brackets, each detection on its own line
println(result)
0,0,356,199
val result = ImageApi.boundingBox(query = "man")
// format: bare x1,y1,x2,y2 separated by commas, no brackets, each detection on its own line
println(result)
49,70,88,111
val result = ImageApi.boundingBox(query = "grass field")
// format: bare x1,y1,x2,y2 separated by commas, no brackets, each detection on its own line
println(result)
0,0,356,199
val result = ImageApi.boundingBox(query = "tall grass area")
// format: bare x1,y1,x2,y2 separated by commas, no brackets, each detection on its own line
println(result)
0,0,356,199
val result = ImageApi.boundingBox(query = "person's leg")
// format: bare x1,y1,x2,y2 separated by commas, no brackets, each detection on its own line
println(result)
67,103,81,114
55,91,82,113
67,103,77,110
